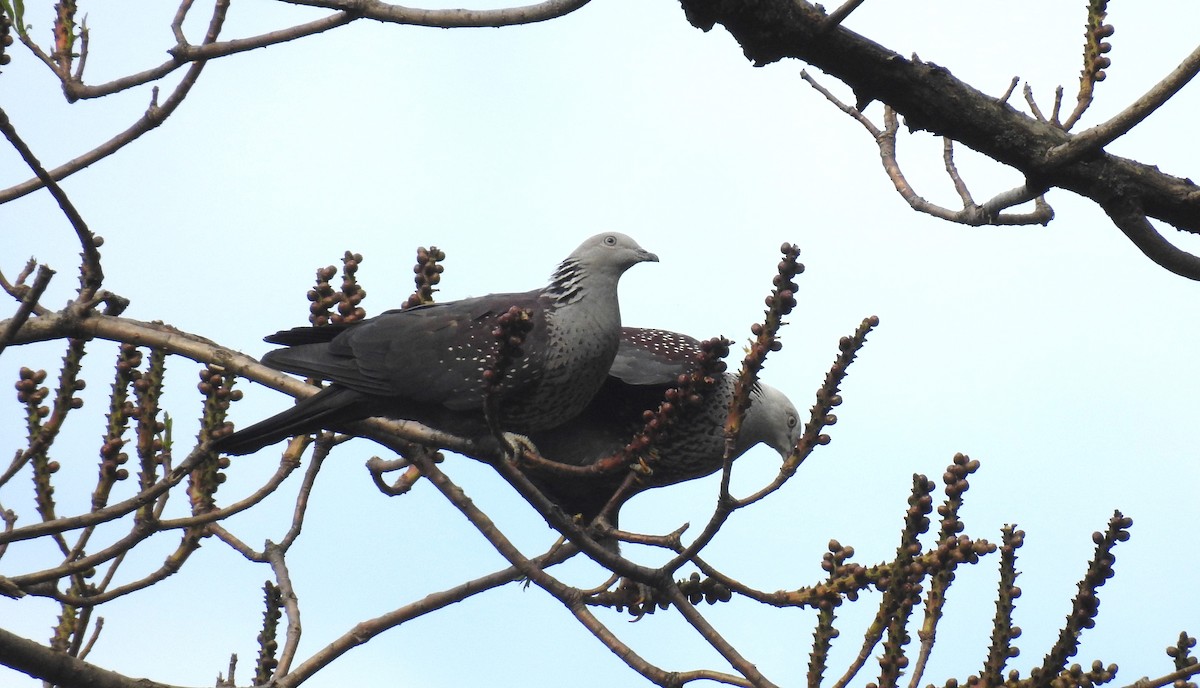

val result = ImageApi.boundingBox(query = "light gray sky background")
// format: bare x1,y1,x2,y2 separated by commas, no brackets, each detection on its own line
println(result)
1,2,1197,686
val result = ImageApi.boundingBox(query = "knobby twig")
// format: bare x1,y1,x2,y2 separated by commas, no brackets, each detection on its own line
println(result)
800,72,1054,227
0,263,54,356
0,1,231,204
1046,43,1200,169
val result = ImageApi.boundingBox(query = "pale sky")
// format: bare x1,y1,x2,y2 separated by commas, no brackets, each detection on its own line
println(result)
1,2,1198,686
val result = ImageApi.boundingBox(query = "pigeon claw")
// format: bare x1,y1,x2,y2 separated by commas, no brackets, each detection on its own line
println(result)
501,432,540,460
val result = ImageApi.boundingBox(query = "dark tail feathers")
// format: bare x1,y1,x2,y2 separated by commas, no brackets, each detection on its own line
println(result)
212,386,365,455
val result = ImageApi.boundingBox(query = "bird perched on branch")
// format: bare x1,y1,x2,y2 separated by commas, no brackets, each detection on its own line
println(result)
526,327,801,530
214,233,658,455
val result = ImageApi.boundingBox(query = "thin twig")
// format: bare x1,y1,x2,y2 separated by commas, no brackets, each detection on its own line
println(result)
0,264,54,356
0,447,210,546
666,584,780,687
801,81,1055,227
800,69,881,136
1125,662,1200,688
997,76,1020,104
279,441,326,550
942,138,975,207
278,544,574,684
0,109,102,296
1023,83,1047,122
208,522,263,561
822,0,868,31
171,0,197,45
1045,43,1200,169
68,11,354,100
0,1,231,204
75,616,103,661
265,542,303,677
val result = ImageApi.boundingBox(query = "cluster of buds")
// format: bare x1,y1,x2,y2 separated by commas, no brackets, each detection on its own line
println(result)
938,452,979,539
1049,661,1119,688
308,251,367,326
874,476,939,683
1,6,13,69
621,336,731,466
132,347,168,483
482,306,533,395
785,315,879,475
51,0,77,74
18,366,59,517
1070,512,1132,627
96,344,143,500
193,366,238,511
16,366,50,419
1167,632,1198,688
818,539,868,604
614,571,733,619
256,581,283,684
1083,0,1114,83
808,539,857,686
980,525,1026,683
1031,511,1132,684
727,243,803,441
894,475,936,564
402,245,446,308
678,571,732,605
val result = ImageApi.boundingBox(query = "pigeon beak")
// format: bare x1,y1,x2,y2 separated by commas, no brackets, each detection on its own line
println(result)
639,250,660,264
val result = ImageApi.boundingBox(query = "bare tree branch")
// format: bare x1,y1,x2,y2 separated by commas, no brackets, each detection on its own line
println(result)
1101,196,1200,281
0,108,102,295
0,625,192,688
1047,43,1200,169
277,0,591,28
67,12,356,100
680,0,1200,276
0,263,54,356
666,583,779,687
277,544,575,685
0,1,231,204
800,76,1054,227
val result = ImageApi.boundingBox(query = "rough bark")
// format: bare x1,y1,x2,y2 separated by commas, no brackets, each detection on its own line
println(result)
677,0,1200,235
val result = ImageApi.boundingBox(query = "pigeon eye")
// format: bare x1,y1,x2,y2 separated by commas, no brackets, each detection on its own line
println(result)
787,414,798,429
603,235,617,246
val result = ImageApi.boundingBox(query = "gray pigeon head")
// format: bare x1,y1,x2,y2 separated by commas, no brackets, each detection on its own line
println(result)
742,382,801,458
564,232,659,278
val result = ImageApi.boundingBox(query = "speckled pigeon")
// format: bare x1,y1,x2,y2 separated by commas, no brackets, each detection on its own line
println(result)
214,233,658,455
526,327,801,529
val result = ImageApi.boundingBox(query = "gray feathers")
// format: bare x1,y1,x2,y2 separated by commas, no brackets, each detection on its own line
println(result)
526,327,801,523
214,233,657,455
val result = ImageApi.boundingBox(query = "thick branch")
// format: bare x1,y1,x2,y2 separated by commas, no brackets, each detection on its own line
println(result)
0,625,190,688
678,0,1200,272
1100,196,1200,281
278,0,590,28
